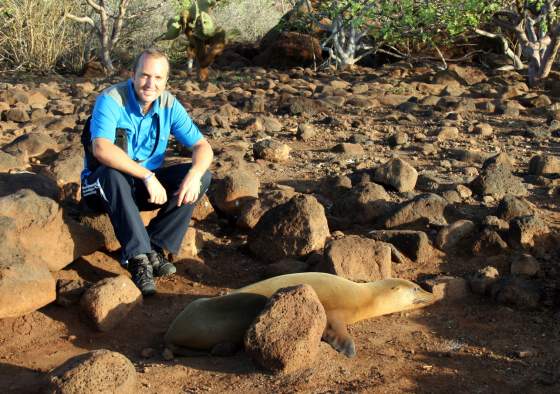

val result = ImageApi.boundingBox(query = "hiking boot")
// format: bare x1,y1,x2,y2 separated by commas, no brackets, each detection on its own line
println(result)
147,251,176,277
128,254,156,296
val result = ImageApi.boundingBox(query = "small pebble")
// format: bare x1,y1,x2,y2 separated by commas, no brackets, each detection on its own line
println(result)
514,349,535,358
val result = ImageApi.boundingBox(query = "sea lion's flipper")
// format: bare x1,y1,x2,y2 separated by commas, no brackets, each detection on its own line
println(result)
322,317,356,358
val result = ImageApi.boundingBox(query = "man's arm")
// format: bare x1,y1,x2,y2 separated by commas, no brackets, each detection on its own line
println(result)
93,138,168,204
175,138,213,206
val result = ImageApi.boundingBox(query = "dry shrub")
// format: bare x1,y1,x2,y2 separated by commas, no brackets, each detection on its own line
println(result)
0,0,84,72
211,0,287,43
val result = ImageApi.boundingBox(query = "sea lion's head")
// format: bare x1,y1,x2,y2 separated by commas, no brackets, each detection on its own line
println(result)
369,278,435,317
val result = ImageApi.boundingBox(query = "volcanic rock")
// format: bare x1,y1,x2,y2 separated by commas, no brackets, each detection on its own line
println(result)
319,235,392,281
245,284,327,374
249,194,329,262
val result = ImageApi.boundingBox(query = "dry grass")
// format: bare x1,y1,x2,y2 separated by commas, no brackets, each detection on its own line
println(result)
0,0,294,73
0,0,83,72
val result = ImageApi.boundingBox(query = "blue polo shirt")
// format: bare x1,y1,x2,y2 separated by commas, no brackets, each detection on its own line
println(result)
81,79,203,181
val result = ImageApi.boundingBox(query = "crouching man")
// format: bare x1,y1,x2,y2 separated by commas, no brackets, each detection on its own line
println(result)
81,48,213,295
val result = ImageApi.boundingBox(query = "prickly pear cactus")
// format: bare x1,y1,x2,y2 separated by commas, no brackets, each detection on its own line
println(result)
155,0,226,81
194,12,215,39
161,15,182,40
159,0,220,41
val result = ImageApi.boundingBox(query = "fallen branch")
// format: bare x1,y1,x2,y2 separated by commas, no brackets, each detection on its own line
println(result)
475,28,524,70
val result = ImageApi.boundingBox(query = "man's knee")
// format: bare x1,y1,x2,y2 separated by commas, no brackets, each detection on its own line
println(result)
96,166,132,188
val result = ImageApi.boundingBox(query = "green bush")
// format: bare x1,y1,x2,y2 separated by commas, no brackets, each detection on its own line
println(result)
290,0,507,63
370,0,504,52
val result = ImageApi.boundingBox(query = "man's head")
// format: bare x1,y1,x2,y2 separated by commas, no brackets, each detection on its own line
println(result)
132,48,170,108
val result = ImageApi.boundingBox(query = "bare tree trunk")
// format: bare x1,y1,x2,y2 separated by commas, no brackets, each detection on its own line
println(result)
65,0,164,74
321,1,377,69
538,35,560,81
486,1,560,87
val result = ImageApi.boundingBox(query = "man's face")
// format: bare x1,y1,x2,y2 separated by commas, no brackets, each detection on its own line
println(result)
132,54,168,106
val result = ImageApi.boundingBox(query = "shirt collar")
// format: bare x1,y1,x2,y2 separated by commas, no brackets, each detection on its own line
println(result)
127,79,160,117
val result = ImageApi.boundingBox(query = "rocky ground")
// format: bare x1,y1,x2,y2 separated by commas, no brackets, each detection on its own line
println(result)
0,60,560,393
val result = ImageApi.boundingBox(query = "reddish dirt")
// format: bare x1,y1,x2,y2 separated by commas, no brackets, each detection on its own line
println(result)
1,240,559,393
1,63,560,393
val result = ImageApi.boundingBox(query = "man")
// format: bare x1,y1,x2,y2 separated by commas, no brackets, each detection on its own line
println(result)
80,48,213,296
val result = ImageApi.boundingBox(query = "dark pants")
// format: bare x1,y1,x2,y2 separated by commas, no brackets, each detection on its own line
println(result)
81,163,211,261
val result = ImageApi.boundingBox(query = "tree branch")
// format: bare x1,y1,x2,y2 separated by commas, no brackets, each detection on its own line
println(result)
125,0,167,19
85,0,104,13
64,12,95,28
110,0,130,46
475,28,524,70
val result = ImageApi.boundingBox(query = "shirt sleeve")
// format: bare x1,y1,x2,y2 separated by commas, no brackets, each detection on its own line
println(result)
90,93,121,143
170,99,203,147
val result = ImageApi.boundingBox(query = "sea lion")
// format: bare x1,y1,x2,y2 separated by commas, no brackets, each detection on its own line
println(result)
165,272,435,357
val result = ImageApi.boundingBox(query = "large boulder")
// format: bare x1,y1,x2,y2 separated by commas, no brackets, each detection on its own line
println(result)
244,284,327,374
47,349,137,394
471,159,527,199
435,220,476,253
528,154,560,176
255,32,322,68
373,158,418,192
368,230,432,262
286,96,329,116
490,276,542,309
0,244,55,318
508,215,549,248
41,145,84,201
0,150,27,172
175,227,204,259
384,193,448,229
448,64,488,85
0,189,101,271
237,188,296,230
2,131,58,159
319,235,392,281
79,210,157,252
469,266,500,295
0,172,59,200
212,169,259,216
331,182,394,224
421,275,469,303
253,139,291,162
249,194,329,262
81,275,142,331
496,195,536,221
191,194,215,221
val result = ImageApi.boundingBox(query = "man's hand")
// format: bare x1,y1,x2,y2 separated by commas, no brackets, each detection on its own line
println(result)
144,174,168,205
175,169,203,206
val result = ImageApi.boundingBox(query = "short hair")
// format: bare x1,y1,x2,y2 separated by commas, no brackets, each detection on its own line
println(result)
132,48,170,75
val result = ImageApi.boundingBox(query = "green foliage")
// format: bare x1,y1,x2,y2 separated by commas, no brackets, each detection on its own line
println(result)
370,0,502,48
298,0,505,54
